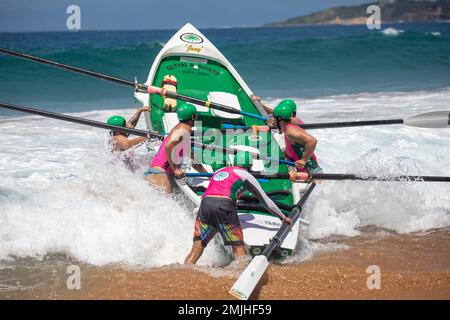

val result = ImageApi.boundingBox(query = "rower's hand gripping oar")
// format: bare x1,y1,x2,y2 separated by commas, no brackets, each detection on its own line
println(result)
0,48,267,122
229,183,317,300
222,110,450,131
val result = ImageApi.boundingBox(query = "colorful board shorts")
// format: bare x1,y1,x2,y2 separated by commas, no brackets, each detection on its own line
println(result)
194,197,244,247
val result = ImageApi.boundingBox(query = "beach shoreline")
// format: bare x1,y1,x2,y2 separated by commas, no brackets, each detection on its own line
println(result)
1,228,448,300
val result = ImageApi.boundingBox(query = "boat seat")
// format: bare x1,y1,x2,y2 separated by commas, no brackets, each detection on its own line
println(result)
208,91,242,119
163,112,179,132
228,145,264,172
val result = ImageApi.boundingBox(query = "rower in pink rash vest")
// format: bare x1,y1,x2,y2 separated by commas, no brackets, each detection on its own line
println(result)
273,102,322,173
284,122,320,173
145,102,206,193
148,134,180,175
289,117,318,168
250,96,320,172
184,152,292,265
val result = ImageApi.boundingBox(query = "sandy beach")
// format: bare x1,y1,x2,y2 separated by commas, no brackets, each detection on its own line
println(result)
1,228,448,300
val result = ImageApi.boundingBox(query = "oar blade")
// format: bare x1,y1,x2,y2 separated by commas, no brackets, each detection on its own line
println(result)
229,255,269,300
404,111,450,128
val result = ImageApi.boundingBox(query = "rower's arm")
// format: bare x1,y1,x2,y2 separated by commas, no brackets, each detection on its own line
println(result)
164,128,190,172
126,106,150,129
113,135,146,151
251,95,272,115
234,169,286,220
287,127,317,162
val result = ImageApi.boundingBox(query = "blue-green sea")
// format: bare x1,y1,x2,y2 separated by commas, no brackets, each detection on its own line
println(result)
0,23,449,114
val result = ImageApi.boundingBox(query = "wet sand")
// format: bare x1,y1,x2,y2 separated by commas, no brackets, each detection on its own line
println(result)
1,228,449,300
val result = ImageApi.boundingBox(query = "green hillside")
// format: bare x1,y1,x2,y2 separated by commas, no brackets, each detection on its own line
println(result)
265,0,450,26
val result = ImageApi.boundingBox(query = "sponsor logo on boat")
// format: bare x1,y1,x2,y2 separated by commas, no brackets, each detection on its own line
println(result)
186,44,202,53
213,171,229,181
180,33,203,44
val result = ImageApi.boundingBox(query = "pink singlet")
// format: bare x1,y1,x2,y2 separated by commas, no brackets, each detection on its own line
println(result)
149,134,184,175
284,122,319,172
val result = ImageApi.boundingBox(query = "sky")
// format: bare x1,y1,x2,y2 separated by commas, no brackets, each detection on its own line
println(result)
0,0,375,32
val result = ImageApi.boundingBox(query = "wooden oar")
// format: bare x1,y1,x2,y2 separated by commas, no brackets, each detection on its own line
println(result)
0,48,148,92
0,48,267,122
0,102,297,168
5,102,449,183
222,110,450,130
229,182,317,300
185,171,450,182
0,102,163,139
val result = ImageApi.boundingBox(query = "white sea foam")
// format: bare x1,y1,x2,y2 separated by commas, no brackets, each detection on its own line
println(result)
1,88,449,266
0,109,228,267
381,27,404,36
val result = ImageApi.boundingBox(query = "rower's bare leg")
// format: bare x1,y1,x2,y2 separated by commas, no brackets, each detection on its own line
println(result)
232,245,246,264
184,240,204,265
146,167,173,193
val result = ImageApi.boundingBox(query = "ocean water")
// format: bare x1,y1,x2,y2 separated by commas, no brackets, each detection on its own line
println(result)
0,22,450,113
0,23,449,269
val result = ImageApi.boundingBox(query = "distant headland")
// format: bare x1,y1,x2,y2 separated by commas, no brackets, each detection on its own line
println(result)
264,0,450,26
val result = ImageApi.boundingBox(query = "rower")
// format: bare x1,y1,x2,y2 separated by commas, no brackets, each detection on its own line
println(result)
184,151,292,265
145,102,205,193
107,106,150,152
107,106,150,171
273,104,321,173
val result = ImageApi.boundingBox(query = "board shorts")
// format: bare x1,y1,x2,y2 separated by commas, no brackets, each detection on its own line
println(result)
193,197,244,247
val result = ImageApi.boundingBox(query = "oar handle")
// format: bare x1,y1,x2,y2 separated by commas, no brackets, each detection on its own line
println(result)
240,112,267,121
185,172,213,177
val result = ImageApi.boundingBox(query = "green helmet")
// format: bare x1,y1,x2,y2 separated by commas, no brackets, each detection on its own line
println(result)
177,102,198,121
233,151,253,168
280,99,297,114
107,115,126,127
273,104,293,120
